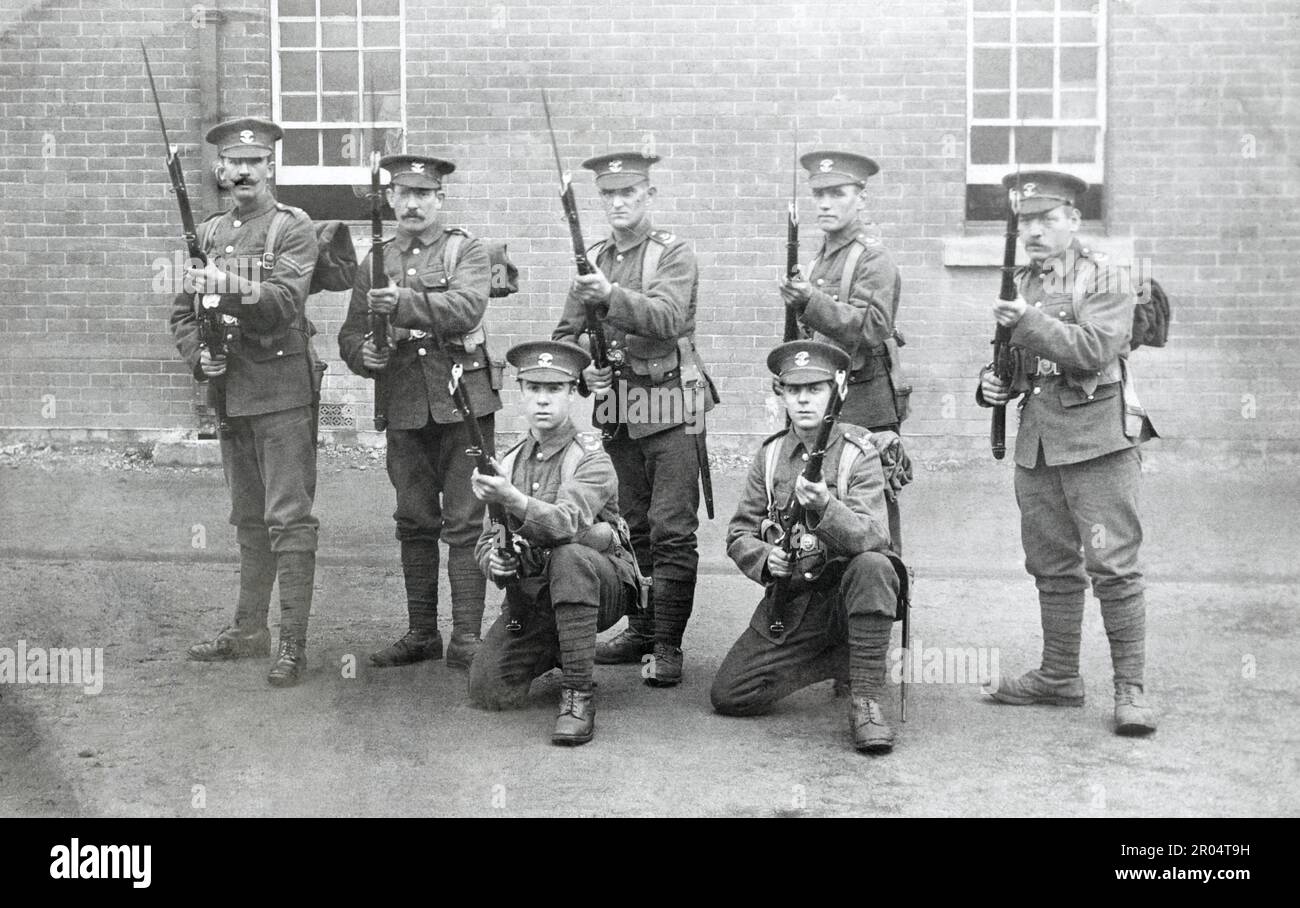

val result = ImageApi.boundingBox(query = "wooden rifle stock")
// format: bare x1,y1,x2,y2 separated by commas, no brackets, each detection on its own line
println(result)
990,200,1020,460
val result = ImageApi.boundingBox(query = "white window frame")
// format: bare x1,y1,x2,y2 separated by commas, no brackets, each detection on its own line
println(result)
966,0,1106,187
271,0,406,185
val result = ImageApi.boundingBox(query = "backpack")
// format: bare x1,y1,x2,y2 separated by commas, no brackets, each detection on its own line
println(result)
1131,278,1170,350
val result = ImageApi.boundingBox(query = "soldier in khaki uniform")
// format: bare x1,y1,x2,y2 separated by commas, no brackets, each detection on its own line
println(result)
711,341,905,754
552,152,714,687
172,117,321,687
467,341,639,746
780,151,907,551
978,170,1157,736
338,154,500,671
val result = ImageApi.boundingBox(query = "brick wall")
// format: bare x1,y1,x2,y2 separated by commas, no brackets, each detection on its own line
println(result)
1,0,1295,456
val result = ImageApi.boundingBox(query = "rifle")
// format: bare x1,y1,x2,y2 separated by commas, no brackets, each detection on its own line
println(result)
989,186,1020,460
766,369,849,635
540,89,610,375
784,132,802,342
448,363,525,632
143,42,230,438
368,150,390,431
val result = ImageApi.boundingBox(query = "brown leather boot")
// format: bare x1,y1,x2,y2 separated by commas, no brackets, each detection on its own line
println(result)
552,688,595,746
1114,681,1157,736
267,638,306,688
850,697,895,754
187,625,270,662
986,669,1085,706
369,629,443,667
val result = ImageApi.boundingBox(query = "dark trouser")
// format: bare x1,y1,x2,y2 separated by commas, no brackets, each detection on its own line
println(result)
711,551,899,717
386,415,493,636
605,423,700,644
224,405,320,553
468,545,630,710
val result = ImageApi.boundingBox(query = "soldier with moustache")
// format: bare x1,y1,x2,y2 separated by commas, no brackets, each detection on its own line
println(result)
551,151,714,687
172,117,321,687
978,170,1158,736
338,155,499,671
467,341,640,746
711,341,906,754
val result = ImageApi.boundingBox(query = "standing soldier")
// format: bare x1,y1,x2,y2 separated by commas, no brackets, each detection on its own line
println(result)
338,154,499,671
552,151,714,687
467,341,640,746
977,170,1157,736
711,341,905,754
172,117,321,687
780,151,908,549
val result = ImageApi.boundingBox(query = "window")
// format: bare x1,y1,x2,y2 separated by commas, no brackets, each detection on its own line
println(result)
271,0,405,218
966,0,1106,220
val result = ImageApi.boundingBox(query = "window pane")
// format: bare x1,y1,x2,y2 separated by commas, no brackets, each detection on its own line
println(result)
322,22,356,47
974,18,1009,43
363,21,400,46
971,126,1010,164
279,22,315,47
1060,90,1095,118
1058,126,1098,163
322,95,359,122
1014,126,1052,163
1018,91,1052,118
1017,46,1054,89
1061,17,1096,43
368,92,402,123
1061,47,1097,87
1017,0,1052,12
279,51,316,92
363,0,400,14
375,124,404,156
320,0,357,16
1016,17,1053,44
321,129,362,166
1060,0,1095,11
281,95,317,121
974,92,1010,118
282,129,319,166
363,51,401,93
278,0,315,17
321,50,357,91
973,0,1010,10
974,47,1011,90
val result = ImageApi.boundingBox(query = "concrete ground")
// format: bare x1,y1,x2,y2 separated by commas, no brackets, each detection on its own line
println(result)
0,445,1296,817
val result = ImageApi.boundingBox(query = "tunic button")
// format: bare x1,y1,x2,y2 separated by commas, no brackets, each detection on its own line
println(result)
407,268,416,276
412,248,420,255
804,572,814,580
532,482,540,490
1087,394,1094,400
232,220,241,228
1059,310,1067,317
536,452,543,460
616,254,624,262
276,350,283,356
417,348,427,356
816,279,825,286
611,340,619,347
1035,301,1042,308
225,245,234,254
611,282,619,288
801,452,809,461
1033,387,1041,395
472,361,479,367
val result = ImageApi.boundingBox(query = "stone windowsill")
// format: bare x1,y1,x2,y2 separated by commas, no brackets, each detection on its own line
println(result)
942,228,1134,268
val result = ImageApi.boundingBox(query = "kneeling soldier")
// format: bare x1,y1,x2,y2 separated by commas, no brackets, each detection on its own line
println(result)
711,341,906,754
467,341,641,745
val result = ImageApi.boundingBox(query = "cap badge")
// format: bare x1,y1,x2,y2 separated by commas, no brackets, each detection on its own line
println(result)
799,533,818,552
1021,182,1037,197
538,352,554,367
794,351,810,367
238,130,256,144
818,159,834,172
410,162,425,173
607,159,623,172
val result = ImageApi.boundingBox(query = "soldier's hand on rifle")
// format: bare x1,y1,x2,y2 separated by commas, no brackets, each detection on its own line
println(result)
779,272,812,309
488,547,520,582
766,546,793,579
583,361,614,396
993,295,1029,327
572,271,612,306
980,368,1012,404
471,465,527,510
794,473,831,513
199,347,227,378
367,284,400,317
361,338,390,372
187,261,230,296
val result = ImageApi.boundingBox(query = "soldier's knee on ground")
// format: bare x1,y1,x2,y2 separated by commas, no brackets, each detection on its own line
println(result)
467,658,529,711
709,671,772,718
